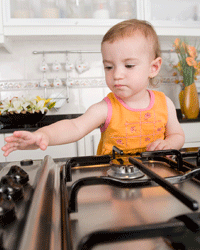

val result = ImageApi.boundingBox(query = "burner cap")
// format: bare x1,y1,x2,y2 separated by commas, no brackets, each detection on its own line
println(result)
107,164,144,180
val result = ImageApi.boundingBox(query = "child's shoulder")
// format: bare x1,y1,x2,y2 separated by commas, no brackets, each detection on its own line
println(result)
105,92,115,99
150,89,166,97
150,89,167,102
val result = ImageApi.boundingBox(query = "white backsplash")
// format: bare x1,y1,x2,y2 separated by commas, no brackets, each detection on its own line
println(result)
0,37,184,114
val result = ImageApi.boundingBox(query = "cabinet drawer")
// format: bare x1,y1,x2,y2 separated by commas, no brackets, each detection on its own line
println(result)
181,123,200,148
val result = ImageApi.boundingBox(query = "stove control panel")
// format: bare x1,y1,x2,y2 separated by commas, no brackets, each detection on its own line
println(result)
0,156,61,250
0,165,29,226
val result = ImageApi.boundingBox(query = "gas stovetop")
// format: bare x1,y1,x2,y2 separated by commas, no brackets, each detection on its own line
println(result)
65,147,200,250
0,147,200,250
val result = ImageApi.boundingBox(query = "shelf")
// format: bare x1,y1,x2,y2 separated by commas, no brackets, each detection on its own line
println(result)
0,77,107,91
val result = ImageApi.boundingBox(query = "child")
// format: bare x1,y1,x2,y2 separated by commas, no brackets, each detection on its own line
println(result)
2,19,185,157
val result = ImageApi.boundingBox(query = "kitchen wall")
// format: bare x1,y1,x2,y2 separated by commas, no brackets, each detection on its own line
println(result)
0,36,184,115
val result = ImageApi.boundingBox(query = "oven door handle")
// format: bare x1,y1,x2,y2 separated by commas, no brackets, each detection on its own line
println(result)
129,157,199,211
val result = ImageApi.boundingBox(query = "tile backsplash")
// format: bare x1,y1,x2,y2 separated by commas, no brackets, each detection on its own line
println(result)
0,37,190,114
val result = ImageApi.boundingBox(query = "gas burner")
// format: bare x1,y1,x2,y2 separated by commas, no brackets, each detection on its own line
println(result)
107,158,145,180
107,146,145,180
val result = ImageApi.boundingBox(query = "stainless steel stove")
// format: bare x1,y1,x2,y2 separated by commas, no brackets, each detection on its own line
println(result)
1,146,200,249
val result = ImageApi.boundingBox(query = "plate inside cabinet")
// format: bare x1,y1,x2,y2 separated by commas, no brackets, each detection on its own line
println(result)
49,93,66,108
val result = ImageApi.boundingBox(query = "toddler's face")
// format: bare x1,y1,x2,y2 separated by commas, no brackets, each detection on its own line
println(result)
101,34,159,102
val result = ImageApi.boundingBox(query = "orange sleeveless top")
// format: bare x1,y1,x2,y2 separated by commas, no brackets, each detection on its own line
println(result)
97,90,168,155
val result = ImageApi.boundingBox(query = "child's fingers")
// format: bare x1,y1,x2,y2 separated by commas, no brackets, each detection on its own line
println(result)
13,131,33,140
39,142,48,151
146,141,160,151
4,131,32,143
2,144,18,156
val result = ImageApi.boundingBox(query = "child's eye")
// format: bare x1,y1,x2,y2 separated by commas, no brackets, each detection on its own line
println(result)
125,65,135,68
104,66,113,70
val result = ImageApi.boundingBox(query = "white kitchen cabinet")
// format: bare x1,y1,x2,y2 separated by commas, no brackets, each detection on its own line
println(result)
144,0,200,36
84,124,200,152
73,129,101,157
1,122,200,162
4,133,78,162
181,123,200,149
81,124,200,153
0,0,3,36
2,130,101,162
2,0,143,37
0,0,11,53
84,129,101,156
0,134,5,162
1,0,200,40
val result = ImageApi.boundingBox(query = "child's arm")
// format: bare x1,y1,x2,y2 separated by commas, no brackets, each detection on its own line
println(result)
2,100,108,156
146,96,185,151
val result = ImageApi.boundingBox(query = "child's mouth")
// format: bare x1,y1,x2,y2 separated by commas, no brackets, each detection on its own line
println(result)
115,84,125,88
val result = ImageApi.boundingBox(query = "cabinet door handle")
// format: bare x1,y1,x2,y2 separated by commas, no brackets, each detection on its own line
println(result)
91,135,95,155
76,141,79,157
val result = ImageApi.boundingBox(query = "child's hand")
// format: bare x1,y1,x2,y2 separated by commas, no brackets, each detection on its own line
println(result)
1,131,49,156
146,139,172,151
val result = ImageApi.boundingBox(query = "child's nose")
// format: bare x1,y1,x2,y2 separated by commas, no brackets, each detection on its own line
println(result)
113,67,124,80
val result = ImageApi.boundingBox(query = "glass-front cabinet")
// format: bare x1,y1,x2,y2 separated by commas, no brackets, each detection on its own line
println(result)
9,0,138,20
144,0,200,36
2,0,143,36
145,0,200,24
2,0,200,37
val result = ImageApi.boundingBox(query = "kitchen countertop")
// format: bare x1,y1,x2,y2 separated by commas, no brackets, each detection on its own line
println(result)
0,114,83,133
176,109,200,123
0,110,199,134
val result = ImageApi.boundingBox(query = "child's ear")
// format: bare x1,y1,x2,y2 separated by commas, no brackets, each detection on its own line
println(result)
149,57,162,78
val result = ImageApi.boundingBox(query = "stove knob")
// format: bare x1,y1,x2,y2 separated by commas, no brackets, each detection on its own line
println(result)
1,176,24,201
7,165,29,185
0,193,15,226
20,159,33,166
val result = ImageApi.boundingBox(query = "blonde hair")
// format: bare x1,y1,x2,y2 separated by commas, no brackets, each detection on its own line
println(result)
101,19,161,86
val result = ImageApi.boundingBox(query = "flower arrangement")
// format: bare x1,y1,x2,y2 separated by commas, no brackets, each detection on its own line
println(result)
172,38,200,87
172,38,200,119
0,96,56,115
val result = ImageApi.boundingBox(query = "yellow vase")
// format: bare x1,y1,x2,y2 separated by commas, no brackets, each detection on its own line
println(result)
179,90,184,115
183,82,199,119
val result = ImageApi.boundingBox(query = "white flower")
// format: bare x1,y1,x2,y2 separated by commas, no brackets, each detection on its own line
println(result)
35,100,48,113
10,98,23,113
0,95,54,115
0,98,11,114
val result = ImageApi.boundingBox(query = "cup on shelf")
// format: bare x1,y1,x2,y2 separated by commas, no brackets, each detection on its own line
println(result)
75,52,90,74
0,83,4,89
115,0,134,19
42,0,60,18
66,78,74,86
40,58,49,72
93,0,110,19
65,53,74,72
40,73,50,87
75,59,90,74
13,0,30,18
52,60,61,71
65,62,74,72
67,0,85,18
53,76,63,87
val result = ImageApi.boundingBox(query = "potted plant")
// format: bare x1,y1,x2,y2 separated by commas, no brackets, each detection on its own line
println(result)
0,95,56,125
